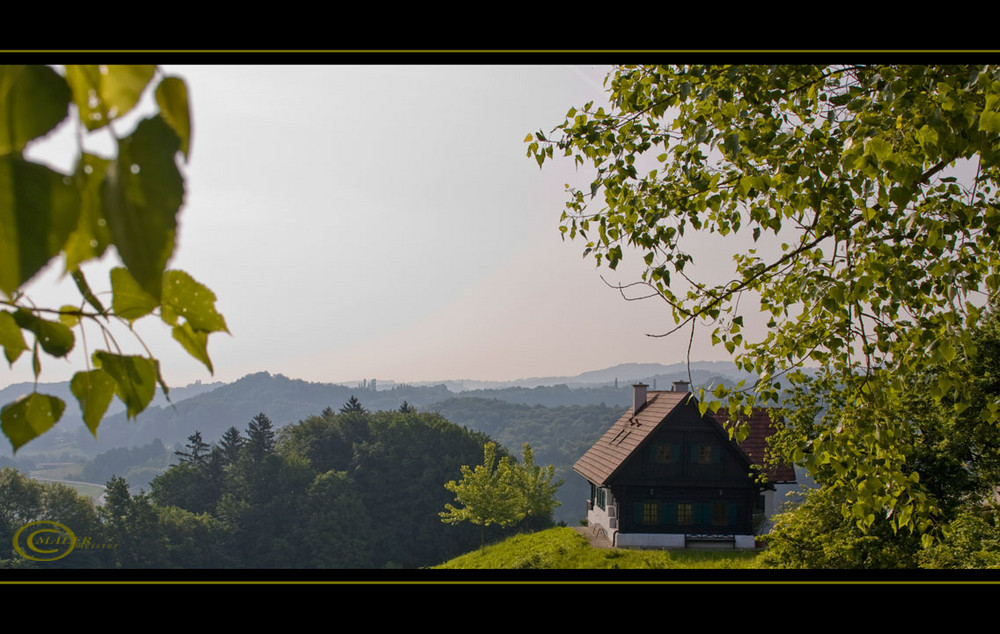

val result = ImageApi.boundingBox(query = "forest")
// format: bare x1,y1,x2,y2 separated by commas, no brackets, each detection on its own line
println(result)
0,401,557,569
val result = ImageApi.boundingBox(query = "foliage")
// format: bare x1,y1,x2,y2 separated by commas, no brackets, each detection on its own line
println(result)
216,426,245,464
441,441,527,541
346,409,495,567
145,406,495,568
759,485,921,569
0,467,106,568
245,412,276,462
340,395,366,414
174,431,210,464
294,469,374,568
429,397,626,524
529,64,1000,535
441,441,563,546
919,505,1000,568
768,303,1000,546
99,475,166,568
514,443,563,530
0,65,227,452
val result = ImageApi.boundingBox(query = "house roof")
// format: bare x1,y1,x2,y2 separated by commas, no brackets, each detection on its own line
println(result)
572,390,796,486
573,390,688,486
711,408,797,484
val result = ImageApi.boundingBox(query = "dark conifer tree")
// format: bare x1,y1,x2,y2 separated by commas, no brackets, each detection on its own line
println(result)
340,396,366,414
174,432,210,465
246,413,276,462
217,426,245,465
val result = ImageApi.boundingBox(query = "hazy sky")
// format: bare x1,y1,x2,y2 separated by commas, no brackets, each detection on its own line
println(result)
8,64,743,390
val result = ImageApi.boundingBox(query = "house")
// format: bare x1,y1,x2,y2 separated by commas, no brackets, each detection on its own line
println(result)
573,381,796,549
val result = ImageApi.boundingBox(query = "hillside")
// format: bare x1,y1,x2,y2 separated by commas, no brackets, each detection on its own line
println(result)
2,363,757,528
2,362,749,459
433,527,763,569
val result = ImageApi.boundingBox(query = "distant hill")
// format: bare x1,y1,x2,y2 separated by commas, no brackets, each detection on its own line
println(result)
0,379,225,456
3,361,749,456
385,360,748,391
1,362,766,529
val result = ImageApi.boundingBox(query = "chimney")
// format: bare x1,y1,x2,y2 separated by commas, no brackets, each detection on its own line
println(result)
672,380,691,392
632,383,648,414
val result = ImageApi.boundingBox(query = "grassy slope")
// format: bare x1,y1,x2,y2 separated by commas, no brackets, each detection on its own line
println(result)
433,527,763,569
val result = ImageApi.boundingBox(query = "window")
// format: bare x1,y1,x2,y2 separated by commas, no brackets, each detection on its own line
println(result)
712,502,728,525
651,442,676,463
677,503,693,525
643,503,658,525
691,442,720,464
596,487,606,511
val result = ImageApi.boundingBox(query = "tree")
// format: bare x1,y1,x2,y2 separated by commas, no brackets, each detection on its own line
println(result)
440,441,526,547
174,431,210,465
0,65,228,452
0,467,106,568
245,412,276,462
216,426,245,465
529,65,1000,538
768,301,1000,552
514,443,563,529
99,475,166,568
440,441,562,546
759,484,922,569
340,395,366,414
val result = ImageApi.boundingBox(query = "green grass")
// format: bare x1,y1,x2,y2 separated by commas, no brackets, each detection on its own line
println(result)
433,527,764,569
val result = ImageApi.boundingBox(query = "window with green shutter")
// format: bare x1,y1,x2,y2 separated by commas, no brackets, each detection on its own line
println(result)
643,502,658,525
690,442,720,464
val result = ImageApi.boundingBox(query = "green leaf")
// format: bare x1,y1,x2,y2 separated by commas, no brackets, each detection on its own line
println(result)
915,124,939,148
171,321,213,373
70,368,116,437
63,153,112,272
937,339,957,363
110,267,159,321
0,65,72,154
93,352,157,419
0,311,27,364
57,305,80,328
979,110,1000,133
101,115,183,298
866,137,892,160
156,76,192,161
71,269,106,316
12,310,74,357
161,270,228,333
0,157,82,295
1,393,65,452
64,65,156,131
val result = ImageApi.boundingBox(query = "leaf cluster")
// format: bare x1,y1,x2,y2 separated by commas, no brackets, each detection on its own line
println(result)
0,65,227,451
440,441,563,546
530,64,1000,535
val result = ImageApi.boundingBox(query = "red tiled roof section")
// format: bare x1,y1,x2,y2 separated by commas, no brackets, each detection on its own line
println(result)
710,408,796,483
572,391,687,486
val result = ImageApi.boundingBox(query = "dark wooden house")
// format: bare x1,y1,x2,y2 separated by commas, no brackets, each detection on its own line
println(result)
573,382,795,549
